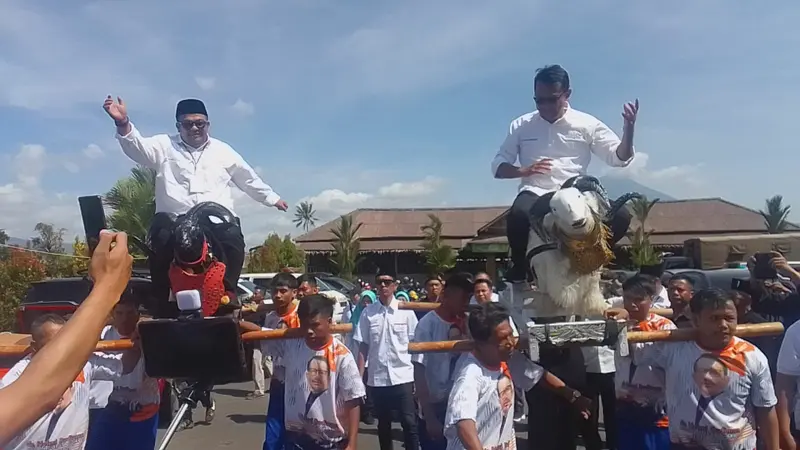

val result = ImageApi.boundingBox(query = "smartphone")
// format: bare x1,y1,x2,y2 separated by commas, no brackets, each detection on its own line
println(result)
78,195,107,255
753,252,778,280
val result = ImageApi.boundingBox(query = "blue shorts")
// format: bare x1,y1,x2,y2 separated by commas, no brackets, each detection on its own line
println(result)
617,420,669,450
264,380,286,450
85,403,159,450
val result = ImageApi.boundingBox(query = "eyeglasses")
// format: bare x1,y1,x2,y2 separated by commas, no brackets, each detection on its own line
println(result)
179,120,208,130
307,369,329,377
378,279,395,286
533,93,565,105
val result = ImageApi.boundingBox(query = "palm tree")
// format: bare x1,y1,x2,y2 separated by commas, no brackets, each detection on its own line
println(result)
420,214,456,275
293,201,319,232
627,196,662,267
104,165,157,242
759,195,791,234
329,214,362,279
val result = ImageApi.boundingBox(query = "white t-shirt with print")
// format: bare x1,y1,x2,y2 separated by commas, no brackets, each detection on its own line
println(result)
0,354,123,450
261,303,300,383
90,326,161,421
413,311,469,403
777,319,800,427
263,336,366,448
614,314,675,427
635,336,777,449
445,352,543,450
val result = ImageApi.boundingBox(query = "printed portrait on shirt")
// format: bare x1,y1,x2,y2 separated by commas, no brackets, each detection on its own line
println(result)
304,356,331,418
448,324,464,377
497,374,514,435
692,354,731,427
276,319,289,330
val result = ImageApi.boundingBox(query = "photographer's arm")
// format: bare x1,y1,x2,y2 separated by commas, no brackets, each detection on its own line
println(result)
0,232,131,445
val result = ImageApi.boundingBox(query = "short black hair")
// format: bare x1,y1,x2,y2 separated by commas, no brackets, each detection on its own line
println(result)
689,288,734,315
729,290,751,307
444,273,473,294
468,302,511,343
668,274,694,288
272,272,299,290
621,274,658,299
298,294,335,321
534,65,570,90
31,314,66,338
425,275,443,285
474,278,493,289
297,274,317,287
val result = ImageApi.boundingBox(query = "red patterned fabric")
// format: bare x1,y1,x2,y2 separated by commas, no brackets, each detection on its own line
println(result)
168,260,228,316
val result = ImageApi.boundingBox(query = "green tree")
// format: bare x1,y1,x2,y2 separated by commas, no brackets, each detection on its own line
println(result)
0,249,46,330
247,233,305,272
293,201,319,233
329,215,362,280
104,165,157,242
30,222,69,277
68,236,90,276
0,228,9,260
760,195,791,234
628,196,662,267
420,214,456,275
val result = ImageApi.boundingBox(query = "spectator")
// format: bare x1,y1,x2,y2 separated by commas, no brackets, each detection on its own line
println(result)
297,274,320,299
667,274,694,328
354,270,421,450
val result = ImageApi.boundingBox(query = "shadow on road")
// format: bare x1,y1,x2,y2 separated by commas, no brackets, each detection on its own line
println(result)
228,414,267,424
358,427,404,442
215,388,252,398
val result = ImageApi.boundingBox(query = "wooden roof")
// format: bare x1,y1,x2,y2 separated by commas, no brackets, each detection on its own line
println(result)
295,198,799,253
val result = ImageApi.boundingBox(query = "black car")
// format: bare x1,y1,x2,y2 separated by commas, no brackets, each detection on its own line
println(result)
660,268,750,291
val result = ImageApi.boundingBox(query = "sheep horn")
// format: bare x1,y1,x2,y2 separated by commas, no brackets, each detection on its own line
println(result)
606,192,644,220
562,175,610,206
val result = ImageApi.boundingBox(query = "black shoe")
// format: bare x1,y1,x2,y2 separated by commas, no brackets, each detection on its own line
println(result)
361,412,375,425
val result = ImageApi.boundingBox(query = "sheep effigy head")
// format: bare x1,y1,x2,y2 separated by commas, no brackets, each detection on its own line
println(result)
546,187,600,240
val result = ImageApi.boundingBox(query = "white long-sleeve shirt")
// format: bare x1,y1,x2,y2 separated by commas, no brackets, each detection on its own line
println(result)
491,106,634,196
116,123,281,216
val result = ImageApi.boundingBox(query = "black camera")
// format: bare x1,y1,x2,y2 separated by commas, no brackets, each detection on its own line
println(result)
137,290,248,383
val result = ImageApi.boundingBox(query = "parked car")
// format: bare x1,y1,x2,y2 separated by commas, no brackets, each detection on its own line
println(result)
660,268,750,291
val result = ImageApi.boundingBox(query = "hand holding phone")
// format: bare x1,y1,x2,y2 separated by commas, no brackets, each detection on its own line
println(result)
753,252,778,280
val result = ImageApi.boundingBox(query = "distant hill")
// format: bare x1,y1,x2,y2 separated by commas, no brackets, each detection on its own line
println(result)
7,237,29,247
597,177,675,201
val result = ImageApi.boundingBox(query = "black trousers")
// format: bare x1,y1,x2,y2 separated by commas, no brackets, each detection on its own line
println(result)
583,372,617,450
526,347,589,450
507,191,632,280
369,382,419,450
149,213,246,319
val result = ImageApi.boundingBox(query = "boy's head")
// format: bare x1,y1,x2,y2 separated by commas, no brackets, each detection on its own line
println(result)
668,274,694,313
468,302,516,363
473,278,494,304
298,294,335,341
376,272,397,299
425,275,443,299
297,274,319,299
729,290,752,318
271,272,299,307
440,273,473,314
690,288,737,350
112,297,140,337
622,274,658,321
30,314,67,352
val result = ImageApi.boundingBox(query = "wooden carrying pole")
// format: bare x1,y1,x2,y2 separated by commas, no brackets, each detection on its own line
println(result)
0,322,783,357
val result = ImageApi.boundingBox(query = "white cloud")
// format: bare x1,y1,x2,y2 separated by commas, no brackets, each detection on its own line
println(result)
63,162,80,174
194,76,216,91
600,152,709,199
231,99,255,116
82,144,104,159
13,144,47,188
377,176,443,199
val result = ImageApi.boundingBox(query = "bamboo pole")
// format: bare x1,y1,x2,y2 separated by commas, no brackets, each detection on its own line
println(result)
0,322,782,358
405,322,785,354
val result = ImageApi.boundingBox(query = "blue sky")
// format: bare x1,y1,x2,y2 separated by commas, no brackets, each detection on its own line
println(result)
1,0,798,248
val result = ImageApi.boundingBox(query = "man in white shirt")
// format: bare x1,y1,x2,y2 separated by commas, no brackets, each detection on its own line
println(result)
354,270,421,450
491,65,638,283
103,96,288,317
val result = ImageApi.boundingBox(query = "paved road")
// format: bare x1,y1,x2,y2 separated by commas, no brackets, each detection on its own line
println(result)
156,382,536,449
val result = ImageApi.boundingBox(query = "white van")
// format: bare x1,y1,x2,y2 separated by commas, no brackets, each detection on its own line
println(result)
239,273,348,322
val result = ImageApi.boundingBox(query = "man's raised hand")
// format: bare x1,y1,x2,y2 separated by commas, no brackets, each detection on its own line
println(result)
622,99,639,126
89,230,133,300
103,95,128,123
274,200,289,212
